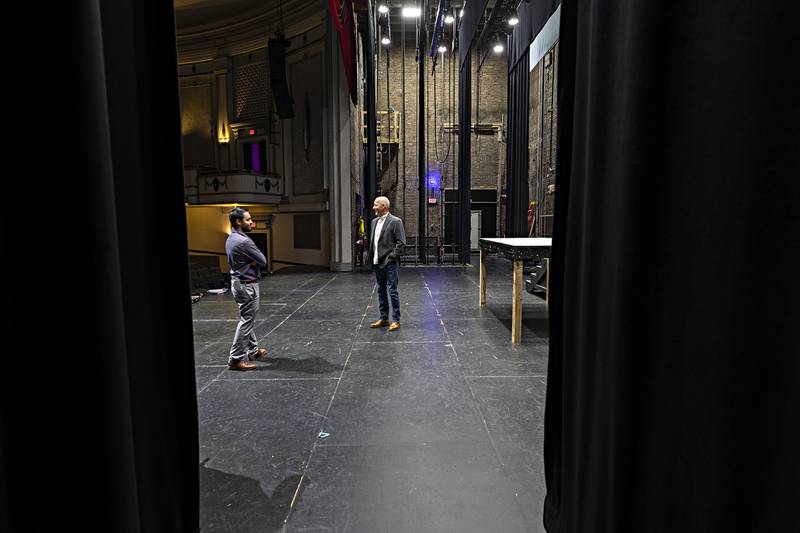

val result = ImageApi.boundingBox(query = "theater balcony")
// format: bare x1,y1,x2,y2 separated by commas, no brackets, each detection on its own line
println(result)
184,167,284,205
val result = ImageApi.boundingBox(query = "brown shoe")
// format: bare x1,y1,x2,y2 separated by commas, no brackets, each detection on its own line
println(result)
369,319,390,328
388,322,401,331
253,348,268,360
228,360,257,371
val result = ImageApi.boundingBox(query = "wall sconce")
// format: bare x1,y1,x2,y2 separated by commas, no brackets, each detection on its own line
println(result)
218,122,230,144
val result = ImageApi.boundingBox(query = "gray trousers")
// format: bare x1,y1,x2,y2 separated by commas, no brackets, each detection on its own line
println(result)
229,280,260,363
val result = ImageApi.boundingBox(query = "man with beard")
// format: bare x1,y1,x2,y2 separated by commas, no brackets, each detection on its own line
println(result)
225,207,268,370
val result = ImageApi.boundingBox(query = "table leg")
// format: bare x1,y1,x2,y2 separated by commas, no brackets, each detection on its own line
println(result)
479,248,487,306
512,260,523,343
545,257,550,313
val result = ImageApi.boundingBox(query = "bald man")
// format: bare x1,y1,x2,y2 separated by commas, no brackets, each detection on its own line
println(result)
368,196,406,331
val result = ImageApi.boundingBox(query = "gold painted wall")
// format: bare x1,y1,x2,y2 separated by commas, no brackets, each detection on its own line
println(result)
185,206,231,272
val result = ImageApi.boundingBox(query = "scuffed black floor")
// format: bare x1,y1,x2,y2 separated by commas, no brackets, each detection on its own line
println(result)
194,257,548,532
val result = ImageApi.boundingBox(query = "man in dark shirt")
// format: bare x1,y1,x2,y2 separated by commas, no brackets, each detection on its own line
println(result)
226,207,268,370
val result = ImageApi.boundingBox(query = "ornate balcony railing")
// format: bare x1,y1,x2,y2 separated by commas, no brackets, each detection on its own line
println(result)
184,168,284,204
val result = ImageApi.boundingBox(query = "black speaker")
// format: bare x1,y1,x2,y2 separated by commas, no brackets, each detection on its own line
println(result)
268,37,294,119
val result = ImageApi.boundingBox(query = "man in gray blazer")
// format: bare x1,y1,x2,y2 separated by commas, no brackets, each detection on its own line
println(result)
368,196,406,331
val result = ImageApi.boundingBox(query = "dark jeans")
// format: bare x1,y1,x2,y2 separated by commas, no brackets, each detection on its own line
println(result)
375,261,401,322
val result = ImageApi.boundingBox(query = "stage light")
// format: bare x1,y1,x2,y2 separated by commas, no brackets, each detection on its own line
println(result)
427,171,441,189
381,36,391,45
378,4,389,14
438,45,447,53
444,14,455,24
508,16,519,26
493,42,504,54
402,6,421,18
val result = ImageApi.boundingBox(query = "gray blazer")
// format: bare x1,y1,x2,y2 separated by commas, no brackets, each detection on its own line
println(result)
369,214,406,268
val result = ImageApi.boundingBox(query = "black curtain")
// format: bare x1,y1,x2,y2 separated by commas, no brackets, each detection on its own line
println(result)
544,1,800,532
458,52,473,262
458,0,489,69
509,0,560,66
504,54,531,237
3,1,199,531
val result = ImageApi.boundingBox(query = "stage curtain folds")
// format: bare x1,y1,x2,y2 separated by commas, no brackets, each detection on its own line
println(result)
2,1,199,531
328,0,359,105
458,52,473,261
544,1,800,531
504,53,531,237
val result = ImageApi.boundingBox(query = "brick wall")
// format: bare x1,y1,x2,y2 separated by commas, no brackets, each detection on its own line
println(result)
350,34,562,243
353,34,508,241
528,44,559,237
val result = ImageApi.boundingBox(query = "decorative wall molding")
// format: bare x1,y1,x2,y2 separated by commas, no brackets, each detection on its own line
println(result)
187,171,284,205
176,2,326,65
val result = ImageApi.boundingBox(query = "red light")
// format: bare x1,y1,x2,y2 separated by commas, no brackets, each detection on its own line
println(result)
249,129,255,135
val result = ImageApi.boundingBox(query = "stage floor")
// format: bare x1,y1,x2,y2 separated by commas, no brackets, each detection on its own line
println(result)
193,257,549,532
